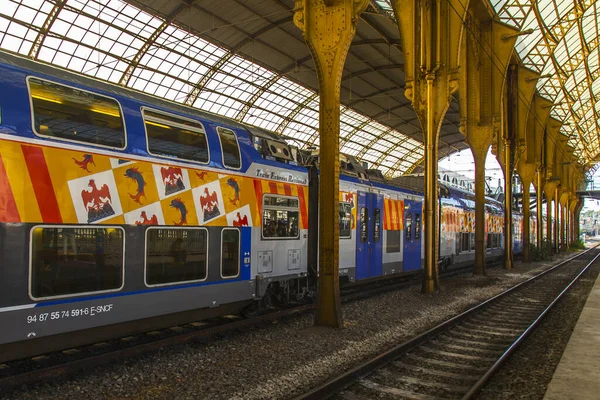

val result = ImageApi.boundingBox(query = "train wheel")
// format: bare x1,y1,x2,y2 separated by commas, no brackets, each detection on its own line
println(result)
241,300,262,318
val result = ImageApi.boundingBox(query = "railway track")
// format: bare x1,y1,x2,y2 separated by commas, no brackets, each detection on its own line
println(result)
0,261,482,395
296,247,600,400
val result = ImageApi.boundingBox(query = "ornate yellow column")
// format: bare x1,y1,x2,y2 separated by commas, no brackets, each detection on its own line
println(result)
574,196,584,240
516,172,535,261
555,187,560,252
391,0,465,292
546,195,552,244
552,130,569,251
559,190,569,250
458,16,518,275
503,137,514,269
512,65,539,262
536,168,543,247
565,196,571,249
518,171,534,262
569,194,578,244
496,65,519,270
293,0,368,327
530,95,552,248
544,117,562,252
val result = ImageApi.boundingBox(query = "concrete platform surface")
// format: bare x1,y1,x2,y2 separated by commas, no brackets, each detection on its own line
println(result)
543,272,600,400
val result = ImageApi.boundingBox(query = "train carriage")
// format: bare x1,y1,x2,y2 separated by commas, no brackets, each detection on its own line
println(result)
0,50,309,360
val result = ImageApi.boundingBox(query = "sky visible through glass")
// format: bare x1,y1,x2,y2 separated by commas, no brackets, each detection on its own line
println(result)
0,0,424,177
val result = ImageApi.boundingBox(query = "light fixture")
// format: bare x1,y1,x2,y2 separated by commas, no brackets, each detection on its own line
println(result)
32,94,63,104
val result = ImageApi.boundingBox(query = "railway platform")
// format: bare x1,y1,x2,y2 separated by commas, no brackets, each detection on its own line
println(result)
543,269,600,400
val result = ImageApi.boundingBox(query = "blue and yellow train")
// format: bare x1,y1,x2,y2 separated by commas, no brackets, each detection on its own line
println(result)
0,50,528,362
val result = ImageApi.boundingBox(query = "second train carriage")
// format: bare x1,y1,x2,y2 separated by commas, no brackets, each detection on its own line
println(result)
0,49,527,362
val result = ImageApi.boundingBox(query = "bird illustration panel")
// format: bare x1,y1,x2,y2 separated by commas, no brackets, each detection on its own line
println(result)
226,204,253,227
191,180,225,225
124,202,165,226
152,164,191,200
67,169,123,224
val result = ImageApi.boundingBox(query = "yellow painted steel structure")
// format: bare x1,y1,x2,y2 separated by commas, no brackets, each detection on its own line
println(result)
513,65,539,262
495,63,520,270
530,94,553,248
457,3,519,275
293,0,368,328
390,0,466,292
544,117,563,248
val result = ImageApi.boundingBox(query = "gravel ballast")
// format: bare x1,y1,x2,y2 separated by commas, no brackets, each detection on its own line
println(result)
476,253,600,400
5,252,585,400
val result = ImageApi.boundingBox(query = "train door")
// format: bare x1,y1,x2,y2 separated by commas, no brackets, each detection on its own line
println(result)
355,192,383,279
369,193,383,277
403,200,422,271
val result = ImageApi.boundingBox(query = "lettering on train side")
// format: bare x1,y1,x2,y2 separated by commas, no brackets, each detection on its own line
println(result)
255,168,307,185
26,304,114,324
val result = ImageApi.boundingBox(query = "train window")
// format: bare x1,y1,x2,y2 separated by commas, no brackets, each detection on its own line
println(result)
360,207,368,243
414,214,421,240
461,233,470,252
29,226,124,299
143,108,209,163
374,208,381,242
262,195,300,239
386,230,401,253
221,229,240,278
405,213,412,241
470,233,476,251
217,127,241,169
28,78,125,149
487,234,492,249
339,202,352,239
145,228,208,286
455,233,461,254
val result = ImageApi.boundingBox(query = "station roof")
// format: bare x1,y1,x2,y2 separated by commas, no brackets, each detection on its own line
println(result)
493,0,599,168
0,0,597,175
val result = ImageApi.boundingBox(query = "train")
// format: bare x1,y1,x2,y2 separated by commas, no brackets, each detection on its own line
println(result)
0,50,532,362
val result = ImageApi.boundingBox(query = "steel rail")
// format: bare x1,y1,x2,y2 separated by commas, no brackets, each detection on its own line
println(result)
295,245,599,400
0,261,478,395
461,249,600,399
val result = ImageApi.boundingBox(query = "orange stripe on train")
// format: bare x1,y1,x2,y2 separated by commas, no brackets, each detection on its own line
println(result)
22,145,63,223
0,154,20,222
297,185,308,229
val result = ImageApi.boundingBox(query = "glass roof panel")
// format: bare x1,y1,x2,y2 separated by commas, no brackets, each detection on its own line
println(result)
0,0,428,175
493,0,600,167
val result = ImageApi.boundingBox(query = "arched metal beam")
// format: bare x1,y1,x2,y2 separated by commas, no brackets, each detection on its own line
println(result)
184,16,290,107
341,64,404,81
235,74,281,121
28,0,67,59
274,92,319,134
118,1,194,86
